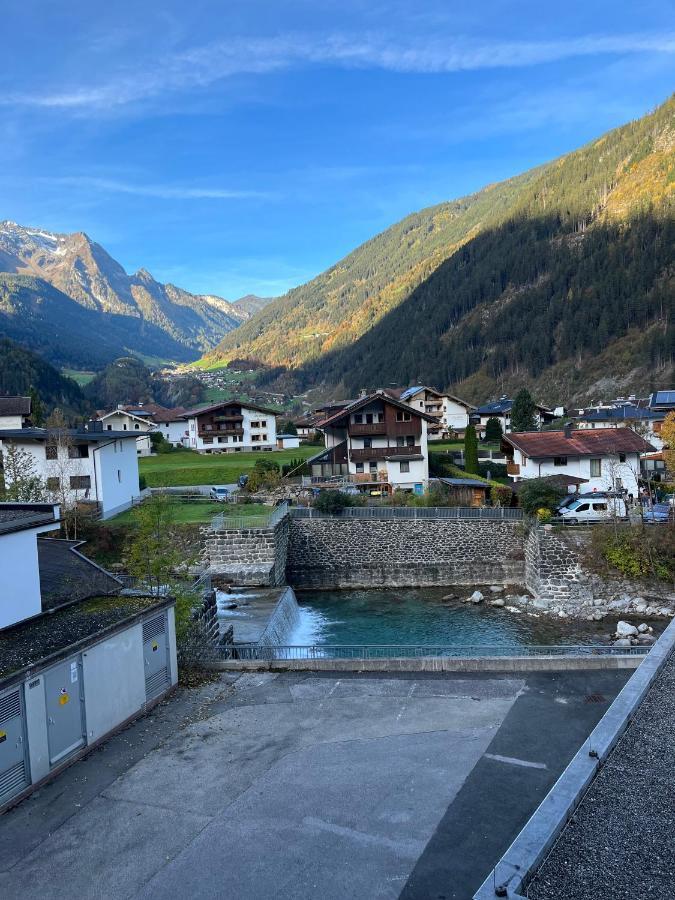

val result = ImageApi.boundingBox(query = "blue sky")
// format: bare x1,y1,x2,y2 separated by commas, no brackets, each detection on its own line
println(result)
2,1,673,299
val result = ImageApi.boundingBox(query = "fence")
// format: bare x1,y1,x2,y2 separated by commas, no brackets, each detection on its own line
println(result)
117,571,212,596
211,500,290,531
290,505,524,521
219,643,648,661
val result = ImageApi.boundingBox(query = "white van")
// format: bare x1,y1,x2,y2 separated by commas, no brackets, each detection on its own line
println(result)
557,496,627,525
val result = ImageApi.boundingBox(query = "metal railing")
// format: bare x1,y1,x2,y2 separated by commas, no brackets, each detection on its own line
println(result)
290,506,524,520
211,500,290,531
117,571,212,596
219,643,649,661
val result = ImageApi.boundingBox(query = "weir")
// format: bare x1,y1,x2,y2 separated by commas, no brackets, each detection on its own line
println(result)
257,588,301,647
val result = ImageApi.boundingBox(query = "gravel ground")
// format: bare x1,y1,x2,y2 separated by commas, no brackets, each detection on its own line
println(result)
527,651,675,899
0,595,164,679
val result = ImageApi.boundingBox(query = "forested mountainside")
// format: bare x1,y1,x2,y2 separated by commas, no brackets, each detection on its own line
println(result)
0,222,246,367
0,337,88,419
207,95,674,404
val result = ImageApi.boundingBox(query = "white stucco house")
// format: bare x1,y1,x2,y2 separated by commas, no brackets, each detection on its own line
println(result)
502,425,654,496
276,434,301,450
0,396,34,430
182,401,278,453
97,407,154,455
309,391,434,494
0,503,60,629
397,387,475,439
0,425,141,519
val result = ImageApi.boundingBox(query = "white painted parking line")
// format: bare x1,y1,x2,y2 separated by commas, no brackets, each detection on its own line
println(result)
484,753,547,770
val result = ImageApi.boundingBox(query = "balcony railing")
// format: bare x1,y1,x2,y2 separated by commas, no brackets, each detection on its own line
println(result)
506,461,520,475
348,422,388,436
350,445,421,462
213,414,244,423
351,472,388,484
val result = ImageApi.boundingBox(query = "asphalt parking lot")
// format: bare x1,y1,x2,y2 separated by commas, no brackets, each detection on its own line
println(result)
0,668,630,900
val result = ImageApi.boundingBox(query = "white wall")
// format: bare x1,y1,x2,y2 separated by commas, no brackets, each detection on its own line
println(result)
516,451,641,495
0,528,42,628
100,411,153,455
443,398,470,432
95,439,141,518
0,414,26,430
82,623,146,742
188,406,278,452
158,419,189,446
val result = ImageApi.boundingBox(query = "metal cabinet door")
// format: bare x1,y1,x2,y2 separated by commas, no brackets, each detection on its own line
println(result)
143,614,170,700
0,687,30,805
44,658,86,766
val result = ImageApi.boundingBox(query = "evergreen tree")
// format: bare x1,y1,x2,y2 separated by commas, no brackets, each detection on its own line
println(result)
484,416,503,443
29,386,43,426
510,389,538,432
464,424,479,474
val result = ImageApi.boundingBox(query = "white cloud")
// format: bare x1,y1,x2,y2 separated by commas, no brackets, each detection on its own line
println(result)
41,176,273,201
4,31,675,110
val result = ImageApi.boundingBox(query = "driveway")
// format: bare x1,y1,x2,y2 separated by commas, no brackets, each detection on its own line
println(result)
0,669,629,899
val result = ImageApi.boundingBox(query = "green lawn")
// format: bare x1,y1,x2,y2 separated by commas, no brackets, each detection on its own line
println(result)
61,368,96,386
107,498,271,526
430,440,501,452
139,446,318,487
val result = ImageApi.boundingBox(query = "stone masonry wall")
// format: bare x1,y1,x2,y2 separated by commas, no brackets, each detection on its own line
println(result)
286,518,525,588
524,525,674,619
202,516,290,587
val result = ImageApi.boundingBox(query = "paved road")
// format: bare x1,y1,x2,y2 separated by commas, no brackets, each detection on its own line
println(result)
0,669,629,900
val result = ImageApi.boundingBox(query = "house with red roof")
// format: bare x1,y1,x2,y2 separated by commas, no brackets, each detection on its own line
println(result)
501,424,655,496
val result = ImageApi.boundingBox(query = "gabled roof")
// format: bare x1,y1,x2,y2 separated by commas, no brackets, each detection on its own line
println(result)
397,386,476,409
181,400,279,418
319,390,438,427
476,397,552,416
503,428,655,458
0,396,31,417
98,408,155,426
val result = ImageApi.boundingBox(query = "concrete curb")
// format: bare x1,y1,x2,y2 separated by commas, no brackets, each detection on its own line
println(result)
206,655,643,674
472,615,675,899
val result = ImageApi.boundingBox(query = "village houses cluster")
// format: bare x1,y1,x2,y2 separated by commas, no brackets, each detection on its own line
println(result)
0,387,671,519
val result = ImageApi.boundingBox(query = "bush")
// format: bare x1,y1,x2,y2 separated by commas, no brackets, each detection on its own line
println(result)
282,458,308,477
477,462,507,480
517,479,565,515
139,474,147,491
150,431,173,454
246,458,282,492
464,425,479,474
491,485,512,507
590,525,674,582
313,490,356,514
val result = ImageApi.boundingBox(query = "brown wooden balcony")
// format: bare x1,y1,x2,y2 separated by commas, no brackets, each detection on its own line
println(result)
350,445,421,462
199,427,244,437
348,422,388,436
350,472,389,484
213,414,244,423
506,461,520,475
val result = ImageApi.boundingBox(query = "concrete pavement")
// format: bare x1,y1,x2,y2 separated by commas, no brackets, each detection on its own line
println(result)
0,670,629,899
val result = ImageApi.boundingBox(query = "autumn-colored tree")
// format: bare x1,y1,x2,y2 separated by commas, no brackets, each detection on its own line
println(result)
662,411,675,474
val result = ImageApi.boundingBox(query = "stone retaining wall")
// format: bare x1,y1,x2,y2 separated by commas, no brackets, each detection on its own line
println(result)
202,516,289,587
286,518,525,588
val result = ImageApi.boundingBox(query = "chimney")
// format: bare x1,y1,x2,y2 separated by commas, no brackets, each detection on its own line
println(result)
563,421,573,439
359,389,368,399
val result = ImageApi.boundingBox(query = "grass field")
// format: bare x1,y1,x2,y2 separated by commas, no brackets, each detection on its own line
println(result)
107,498,270,526
430,440,500,452
61,368,96,386
139,445,319,487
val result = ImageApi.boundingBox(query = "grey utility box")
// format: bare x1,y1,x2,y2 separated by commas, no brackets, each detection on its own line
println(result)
143,613,171,701
0,686,30,806
44,657,86,767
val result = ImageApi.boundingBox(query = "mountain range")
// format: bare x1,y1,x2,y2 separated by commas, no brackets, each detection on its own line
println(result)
0,221,272,369
206,94,674,404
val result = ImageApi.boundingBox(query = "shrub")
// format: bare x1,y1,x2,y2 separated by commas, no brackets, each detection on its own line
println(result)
536,507,553,523
313,490,355,514
150,431,173,453
139,474,147,491
491,485,512,507
590,525,674,582
517,479,565,515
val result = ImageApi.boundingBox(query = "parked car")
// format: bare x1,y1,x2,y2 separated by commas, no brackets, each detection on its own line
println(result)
238,474,249,488
209,486,230,502
642,503,674,525
557,496,627,525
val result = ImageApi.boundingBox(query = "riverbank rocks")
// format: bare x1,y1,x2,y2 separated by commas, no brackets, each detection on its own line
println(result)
489,586,504,593
615,621,639,638
465,590,484,604
489,598,505,608
613,638,632,648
